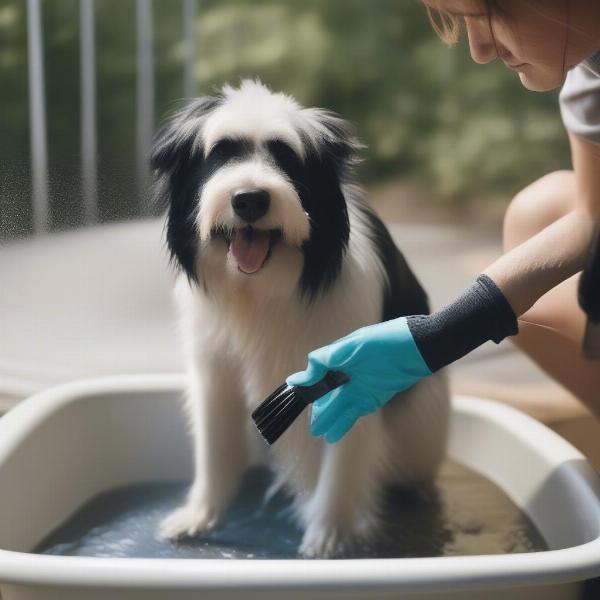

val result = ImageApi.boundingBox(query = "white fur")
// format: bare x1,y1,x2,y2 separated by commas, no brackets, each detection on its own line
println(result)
157,81,450,557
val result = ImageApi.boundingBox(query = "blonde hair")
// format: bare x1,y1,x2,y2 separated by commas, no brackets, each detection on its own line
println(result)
425,7,462,46
425,1,500,46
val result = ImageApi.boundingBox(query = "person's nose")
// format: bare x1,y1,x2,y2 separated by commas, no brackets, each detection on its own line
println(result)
465,18,497,65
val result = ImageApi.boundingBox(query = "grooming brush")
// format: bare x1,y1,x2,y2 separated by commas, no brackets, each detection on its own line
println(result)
580,225,600,359
252,370,350,445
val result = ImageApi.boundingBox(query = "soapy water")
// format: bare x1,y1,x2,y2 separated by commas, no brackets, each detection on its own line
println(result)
37,461,547,559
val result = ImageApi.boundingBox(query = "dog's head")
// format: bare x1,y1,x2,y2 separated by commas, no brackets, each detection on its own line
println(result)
151,79,361,299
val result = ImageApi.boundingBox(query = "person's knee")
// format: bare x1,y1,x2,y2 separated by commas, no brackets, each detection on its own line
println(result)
503,170,576,252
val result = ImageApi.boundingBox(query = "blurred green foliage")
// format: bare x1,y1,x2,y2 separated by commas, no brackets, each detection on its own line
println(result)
0,0,570,237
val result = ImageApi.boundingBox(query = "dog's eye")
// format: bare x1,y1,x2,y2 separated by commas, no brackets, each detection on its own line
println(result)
207,138,244,160
267,140,301,166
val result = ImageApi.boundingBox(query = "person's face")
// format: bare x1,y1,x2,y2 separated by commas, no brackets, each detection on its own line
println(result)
423,0,594,92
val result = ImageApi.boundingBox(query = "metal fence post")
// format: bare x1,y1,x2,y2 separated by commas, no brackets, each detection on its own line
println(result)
183,0,197,99
136,0,155,206
80,0,98,224
27,0,49,234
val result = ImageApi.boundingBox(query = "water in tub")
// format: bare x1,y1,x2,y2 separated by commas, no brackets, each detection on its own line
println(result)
36,460,547,558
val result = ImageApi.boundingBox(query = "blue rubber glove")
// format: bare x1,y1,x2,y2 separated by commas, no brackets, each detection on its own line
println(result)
284,275,518,444
286,317,431,443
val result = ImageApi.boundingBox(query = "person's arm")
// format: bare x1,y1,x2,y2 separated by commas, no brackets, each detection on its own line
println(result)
486,132,599,318
485,207,594,317
289,212,596,443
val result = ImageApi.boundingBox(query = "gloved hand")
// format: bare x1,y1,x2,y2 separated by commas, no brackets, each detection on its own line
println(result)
286,275,519,444
286,317,431,443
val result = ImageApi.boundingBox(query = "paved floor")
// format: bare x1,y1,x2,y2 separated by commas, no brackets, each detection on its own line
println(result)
0,219,181,409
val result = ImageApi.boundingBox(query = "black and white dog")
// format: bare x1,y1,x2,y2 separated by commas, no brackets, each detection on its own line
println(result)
152,80,449,557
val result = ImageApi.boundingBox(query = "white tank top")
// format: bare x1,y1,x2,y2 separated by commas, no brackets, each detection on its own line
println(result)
560,51,600,144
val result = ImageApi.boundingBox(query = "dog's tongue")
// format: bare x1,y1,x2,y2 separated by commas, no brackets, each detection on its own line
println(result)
229,228,270,274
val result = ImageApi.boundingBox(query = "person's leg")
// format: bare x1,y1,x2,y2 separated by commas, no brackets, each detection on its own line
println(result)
503,170,600,418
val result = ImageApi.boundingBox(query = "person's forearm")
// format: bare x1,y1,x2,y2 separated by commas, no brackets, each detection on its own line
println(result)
487,131,600,317
484,208,595,317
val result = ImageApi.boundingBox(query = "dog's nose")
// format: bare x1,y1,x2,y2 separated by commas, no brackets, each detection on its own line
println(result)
231,190,270,223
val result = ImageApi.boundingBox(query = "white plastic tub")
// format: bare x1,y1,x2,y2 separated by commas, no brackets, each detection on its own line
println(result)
0,375,599,600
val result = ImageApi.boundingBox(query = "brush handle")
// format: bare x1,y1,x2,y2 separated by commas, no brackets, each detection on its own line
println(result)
293,370,350,406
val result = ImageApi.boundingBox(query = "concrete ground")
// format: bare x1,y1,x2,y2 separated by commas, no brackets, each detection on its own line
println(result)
1,186,598,465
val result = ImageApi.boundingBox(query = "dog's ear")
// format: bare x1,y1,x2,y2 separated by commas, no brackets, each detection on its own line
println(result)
151,96,219,174
151,96,219,283
309,109,364,174
298,110,364,300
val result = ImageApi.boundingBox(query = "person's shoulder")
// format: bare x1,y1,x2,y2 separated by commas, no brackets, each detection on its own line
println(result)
582,51,600,78
559,51,600,145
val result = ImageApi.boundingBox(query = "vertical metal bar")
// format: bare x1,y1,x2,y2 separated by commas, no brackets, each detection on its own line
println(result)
26,0,49,234
183,0,197,98
80,0,97,224
136,0,154,204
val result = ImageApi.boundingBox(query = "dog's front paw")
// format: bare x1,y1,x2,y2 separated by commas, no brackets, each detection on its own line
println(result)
299,523,359,559
157,502,221,541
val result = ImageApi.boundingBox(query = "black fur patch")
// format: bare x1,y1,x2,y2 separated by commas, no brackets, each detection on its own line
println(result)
265,114,358,300
355,202,430,320
151,96,233,282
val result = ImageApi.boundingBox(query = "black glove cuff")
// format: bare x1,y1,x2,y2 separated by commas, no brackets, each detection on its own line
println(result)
406,274,518,373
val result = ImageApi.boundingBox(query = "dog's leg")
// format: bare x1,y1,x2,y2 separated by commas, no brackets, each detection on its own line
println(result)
382,372,450,486
298,414,387,558
296,374,449,558
158,358,248,540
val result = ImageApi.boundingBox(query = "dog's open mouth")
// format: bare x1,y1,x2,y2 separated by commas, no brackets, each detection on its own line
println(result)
220,227,282,274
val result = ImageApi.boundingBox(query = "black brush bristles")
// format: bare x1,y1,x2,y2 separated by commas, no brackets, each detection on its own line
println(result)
252,370,350,445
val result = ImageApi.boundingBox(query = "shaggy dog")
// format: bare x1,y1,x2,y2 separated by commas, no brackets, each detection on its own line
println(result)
152,80,449,558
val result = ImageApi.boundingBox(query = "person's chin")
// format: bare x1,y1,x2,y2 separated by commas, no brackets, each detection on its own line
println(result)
518,69,564,92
